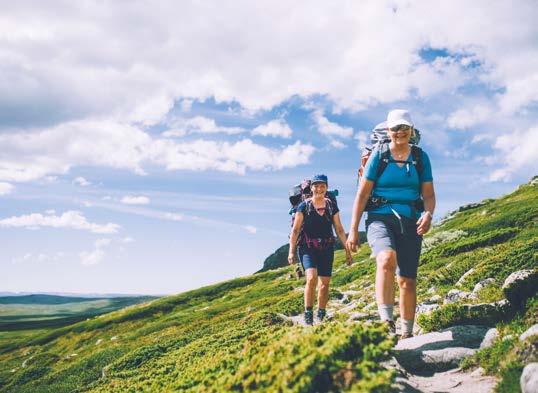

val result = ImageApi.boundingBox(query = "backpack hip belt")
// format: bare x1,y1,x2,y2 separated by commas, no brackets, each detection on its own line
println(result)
365,197,424,234
365,197,424,212
302,233,335,250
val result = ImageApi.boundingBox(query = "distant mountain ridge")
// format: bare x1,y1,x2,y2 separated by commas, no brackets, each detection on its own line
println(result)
0,295,108,305
0,292,161,298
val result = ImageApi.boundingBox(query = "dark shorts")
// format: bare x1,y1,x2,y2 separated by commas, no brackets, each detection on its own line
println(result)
298,246,334,277
366,213,422,279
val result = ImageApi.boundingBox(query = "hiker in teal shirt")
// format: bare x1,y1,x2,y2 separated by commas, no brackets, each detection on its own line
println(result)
363,138,433,219
346,109,436,339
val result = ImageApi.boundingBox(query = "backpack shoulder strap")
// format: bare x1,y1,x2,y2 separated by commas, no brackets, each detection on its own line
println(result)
375,142,391,180
324,197,334,217
304,198,314,216
410,145,424,181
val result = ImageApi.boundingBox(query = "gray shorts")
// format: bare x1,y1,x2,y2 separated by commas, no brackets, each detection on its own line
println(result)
366,213,423,279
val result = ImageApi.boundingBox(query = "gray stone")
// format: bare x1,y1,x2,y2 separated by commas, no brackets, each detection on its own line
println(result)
395,367,498,393
347,312,371,321
521,363,538,393
394,325,489,374
416,303,440,315
520,324,538,342
459,299,513,325
429,294,442,303
473,278,496,293
502,269,538,308
456,268,475,287
470,367,485,377
422,295,441,304
480,328,499,349
340,294,351,304
444,289,475,304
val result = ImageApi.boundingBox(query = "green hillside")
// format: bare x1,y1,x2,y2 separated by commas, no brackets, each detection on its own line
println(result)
0,178,536,392
0,296,156,347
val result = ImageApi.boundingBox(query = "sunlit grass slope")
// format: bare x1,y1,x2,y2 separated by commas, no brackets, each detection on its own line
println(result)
0,178,536,392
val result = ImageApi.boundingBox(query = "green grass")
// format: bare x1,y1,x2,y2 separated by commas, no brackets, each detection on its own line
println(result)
0,178,536,392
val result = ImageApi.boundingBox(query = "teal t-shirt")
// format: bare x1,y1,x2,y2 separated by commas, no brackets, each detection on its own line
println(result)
364,147,433,219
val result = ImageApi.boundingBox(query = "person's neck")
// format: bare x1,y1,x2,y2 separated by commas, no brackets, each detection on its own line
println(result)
389,142,410,154
312,194,325,204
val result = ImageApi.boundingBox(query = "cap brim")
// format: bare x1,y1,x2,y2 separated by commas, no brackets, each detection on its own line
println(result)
387,119,413,128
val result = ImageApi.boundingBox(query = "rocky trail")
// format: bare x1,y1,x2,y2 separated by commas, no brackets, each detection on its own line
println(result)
278,267,538,392
390,326,498,392
280,306,500,392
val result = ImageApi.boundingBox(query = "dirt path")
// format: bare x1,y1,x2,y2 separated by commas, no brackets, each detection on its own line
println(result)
395,367,497,392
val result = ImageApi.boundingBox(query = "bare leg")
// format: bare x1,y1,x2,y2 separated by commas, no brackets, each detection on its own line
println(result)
375,250,397,305
398,276,417,321
317,276,331,309
304,268,318,308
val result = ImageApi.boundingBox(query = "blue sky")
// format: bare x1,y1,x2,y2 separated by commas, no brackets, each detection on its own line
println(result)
1,1,537,295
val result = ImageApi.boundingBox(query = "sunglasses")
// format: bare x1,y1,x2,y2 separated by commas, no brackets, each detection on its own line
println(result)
389,124,412,133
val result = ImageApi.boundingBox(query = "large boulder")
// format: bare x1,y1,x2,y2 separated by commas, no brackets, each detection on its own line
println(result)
393,325,489,374
444,289,476,304
456,268,475,287
521,363,538,393
473,278,496,293
520,324,538,342
416,303,440,315
480,328,499,349
502,269,538,308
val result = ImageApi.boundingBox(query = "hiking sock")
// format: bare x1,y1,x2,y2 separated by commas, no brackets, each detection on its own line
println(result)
305,307,313,313
401,319,414,336
377,304,394,322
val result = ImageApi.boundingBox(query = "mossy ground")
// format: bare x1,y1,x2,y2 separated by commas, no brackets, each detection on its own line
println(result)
0,180,536,392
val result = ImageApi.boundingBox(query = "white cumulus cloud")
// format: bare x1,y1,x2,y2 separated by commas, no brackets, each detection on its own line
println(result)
243,225,257,234
121,196,150,205
251,119,292,138
164,212,184,221
0,182,14,195
329,140,346,150
487,126,538,182
150,138,315,175
0,210,120,234
80,238,112,266
447,106,492,129
162,116,246,137
0,119,315,182
73,176,91,186
312,110,353,138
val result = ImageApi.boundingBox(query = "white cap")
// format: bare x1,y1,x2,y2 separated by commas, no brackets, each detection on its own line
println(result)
387,109,414,129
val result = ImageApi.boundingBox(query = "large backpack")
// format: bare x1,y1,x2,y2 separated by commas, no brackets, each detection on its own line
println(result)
357,121,423,183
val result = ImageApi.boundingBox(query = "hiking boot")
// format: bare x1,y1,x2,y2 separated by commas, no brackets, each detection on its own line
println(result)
304,310,314,326
383,320,397,336
316,309,327,323
399,332,414,340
